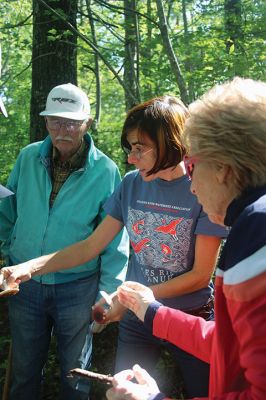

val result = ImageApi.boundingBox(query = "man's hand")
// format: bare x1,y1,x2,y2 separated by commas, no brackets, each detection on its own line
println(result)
106,364,161,400
117,282,155,322
0,263,33,289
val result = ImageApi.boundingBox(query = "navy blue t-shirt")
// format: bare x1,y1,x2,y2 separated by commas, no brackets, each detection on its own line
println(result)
104,170,228,310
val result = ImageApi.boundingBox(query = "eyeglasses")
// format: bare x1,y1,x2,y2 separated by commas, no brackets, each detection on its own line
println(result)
46,118,85,133
183,155,200,179
123,146,153,160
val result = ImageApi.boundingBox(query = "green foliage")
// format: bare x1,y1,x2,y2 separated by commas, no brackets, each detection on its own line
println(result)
1,0,265,182
0,0,31,182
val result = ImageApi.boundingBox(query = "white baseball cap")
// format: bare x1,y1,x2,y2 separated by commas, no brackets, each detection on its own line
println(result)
0,185,13,199
0,96,8,118
40,83,90,120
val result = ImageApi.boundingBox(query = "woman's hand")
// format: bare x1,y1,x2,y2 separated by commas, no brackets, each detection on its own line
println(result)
117,281,155,322
106,364,161,400
92,291,127,324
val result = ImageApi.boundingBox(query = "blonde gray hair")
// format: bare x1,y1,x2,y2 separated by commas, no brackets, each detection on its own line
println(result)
184,77,266,192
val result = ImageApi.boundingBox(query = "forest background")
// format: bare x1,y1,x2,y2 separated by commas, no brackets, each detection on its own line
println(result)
0,0,265,399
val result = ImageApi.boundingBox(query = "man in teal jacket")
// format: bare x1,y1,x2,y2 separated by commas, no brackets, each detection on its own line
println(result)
0,83,129,400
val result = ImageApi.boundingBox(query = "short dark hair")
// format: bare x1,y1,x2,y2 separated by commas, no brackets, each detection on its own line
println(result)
121,96,189,175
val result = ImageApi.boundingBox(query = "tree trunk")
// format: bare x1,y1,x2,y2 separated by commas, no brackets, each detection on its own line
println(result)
124,0,141,110
155,0,189,105
30,0,78,142
86,0,101,134
224,0,245,76
224,0,243,53
182,0,194,102
142,0,153,100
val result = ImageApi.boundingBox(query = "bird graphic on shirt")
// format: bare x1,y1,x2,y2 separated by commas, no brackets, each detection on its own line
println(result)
155,218,183,240
130,238,150,253
132,219,145,235
161,243,173,262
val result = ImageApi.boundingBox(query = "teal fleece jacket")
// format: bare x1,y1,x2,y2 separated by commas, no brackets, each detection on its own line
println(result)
0,134,129,295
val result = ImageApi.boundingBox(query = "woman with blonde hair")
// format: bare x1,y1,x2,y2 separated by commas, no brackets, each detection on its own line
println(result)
106,77,266,400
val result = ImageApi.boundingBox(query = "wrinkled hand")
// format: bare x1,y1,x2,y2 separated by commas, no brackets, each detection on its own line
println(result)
106,364,160,400
92,291,127,325
117,282,155,322
0,263,33,290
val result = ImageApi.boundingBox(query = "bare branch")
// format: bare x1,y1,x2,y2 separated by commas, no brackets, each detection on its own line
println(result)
1,52,54,86
95,0,160,29
0,12,33,30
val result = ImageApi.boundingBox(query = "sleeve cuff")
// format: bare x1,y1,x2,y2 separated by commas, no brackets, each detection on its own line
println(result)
144,300,162,332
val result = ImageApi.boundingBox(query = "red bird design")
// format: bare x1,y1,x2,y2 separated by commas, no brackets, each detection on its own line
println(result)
161,243,172,255
155,218,183,240
132,219,145,234
130,238,150,253
161,243,173,262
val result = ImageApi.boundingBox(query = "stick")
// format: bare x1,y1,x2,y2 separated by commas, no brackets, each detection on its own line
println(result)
68,368,113,384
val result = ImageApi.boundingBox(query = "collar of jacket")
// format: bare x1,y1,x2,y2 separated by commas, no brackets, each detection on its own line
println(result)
224,184,266,227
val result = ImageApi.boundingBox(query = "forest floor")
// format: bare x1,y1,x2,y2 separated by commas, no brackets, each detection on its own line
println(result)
0,298,184,399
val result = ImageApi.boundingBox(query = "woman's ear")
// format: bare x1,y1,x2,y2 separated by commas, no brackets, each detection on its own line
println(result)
215,163,231,185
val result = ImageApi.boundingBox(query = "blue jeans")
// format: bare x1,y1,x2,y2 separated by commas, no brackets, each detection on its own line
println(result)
8,276,98,400
115,308,214,398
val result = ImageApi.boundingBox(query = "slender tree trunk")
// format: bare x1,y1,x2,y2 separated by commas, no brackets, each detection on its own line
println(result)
30,0,78,142
86,0,101,133
155,0,189,105
224,0,245,76
143,0,153,100
124,0,141,110
224,0,243,53
182,0,194,102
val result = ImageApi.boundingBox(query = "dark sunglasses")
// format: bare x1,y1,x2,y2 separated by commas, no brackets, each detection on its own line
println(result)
183,155,200,179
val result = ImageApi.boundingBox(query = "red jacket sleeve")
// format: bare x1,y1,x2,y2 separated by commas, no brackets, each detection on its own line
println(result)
222,288,266,399
152,307,215,363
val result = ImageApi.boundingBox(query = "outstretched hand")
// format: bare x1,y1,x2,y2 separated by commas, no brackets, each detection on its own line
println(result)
117,281,155,322
0,263,33,290
106,364,161,400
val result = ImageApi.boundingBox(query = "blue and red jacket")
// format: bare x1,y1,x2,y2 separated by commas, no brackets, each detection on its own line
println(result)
146,185,266,399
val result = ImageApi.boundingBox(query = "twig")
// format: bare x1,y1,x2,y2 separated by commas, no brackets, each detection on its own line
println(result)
68,368,113,384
